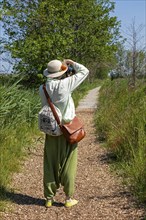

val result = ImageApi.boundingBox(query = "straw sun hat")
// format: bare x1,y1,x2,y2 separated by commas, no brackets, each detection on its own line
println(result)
43,60,68,78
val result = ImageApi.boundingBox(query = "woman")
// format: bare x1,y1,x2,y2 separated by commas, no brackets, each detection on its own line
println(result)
39,59,89,207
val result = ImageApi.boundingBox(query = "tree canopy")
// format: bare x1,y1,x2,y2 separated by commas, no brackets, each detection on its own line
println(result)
1,0,121,78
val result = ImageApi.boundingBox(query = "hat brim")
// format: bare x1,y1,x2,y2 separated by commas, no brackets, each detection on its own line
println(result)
43,67,68,78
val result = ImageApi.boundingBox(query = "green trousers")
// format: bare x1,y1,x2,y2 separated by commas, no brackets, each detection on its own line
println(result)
43,134,78,199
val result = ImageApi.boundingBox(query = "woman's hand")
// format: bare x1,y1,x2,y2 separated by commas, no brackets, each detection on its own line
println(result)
63,59,75,66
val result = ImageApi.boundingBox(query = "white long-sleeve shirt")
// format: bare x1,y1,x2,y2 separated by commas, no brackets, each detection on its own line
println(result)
39,62,89,123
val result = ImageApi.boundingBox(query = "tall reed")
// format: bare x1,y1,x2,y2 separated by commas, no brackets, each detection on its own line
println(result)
0,82,41,209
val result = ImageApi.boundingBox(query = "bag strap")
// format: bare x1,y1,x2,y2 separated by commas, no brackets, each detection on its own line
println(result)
43,84,61,125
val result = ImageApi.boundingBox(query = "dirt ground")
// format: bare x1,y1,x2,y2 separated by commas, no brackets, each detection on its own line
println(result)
1,88,146,220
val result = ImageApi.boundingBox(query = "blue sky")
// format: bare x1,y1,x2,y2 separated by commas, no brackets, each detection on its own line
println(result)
112,0,146,47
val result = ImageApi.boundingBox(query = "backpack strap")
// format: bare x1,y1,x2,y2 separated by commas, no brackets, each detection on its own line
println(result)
43,84,61,125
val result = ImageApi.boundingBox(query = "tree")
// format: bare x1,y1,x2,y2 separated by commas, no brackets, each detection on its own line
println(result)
124,18,146,86
1,0,120,81
110,18,146,83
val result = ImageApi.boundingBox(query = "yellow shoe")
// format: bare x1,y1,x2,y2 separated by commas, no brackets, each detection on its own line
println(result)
65,199,78,208
45,198,54,207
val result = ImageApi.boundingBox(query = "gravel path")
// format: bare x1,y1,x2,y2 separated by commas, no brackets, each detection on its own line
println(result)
1,87,146,220
76,87,100,112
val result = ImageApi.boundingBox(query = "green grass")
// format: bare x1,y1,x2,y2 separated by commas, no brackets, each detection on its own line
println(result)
0,82,41,211
95,78,146,202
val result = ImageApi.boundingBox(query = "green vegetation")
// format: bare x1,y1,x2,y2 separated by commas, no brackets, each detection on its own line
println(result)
95,79,146,202
1,0,120,79
0,81,41,210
